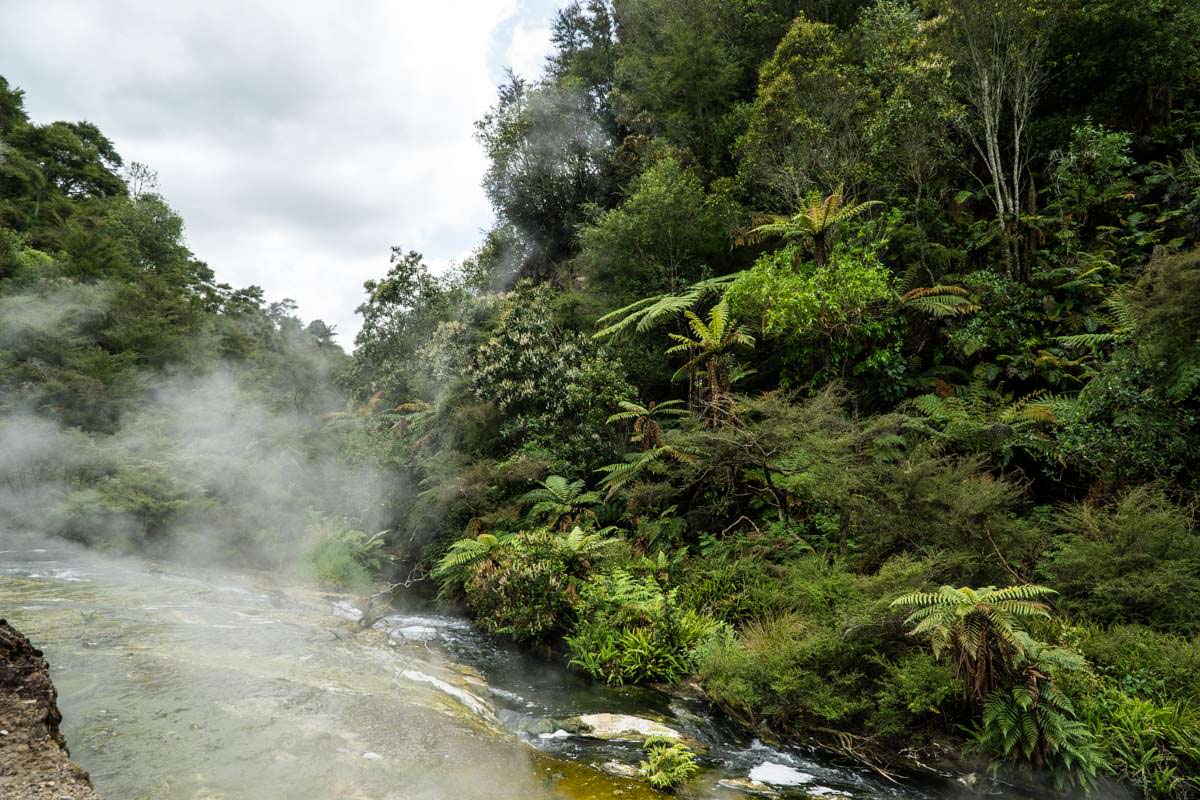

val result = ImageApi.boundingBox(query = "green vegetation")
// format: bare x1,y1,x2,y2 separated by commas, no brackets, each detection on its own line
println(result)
638,735,699,791
6,0,1200,795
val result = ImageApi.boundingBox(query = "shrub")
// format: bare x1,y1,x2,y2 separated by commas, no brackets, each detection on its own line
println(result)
726,243,892,341
1077,685,1200,799
639,736,700,791
870,652,960,737
467,281,633,469
565,570,725,684
304,519,386,590
699,613,874,730
676,556,794,625
1040,488,1200,633
1073,624,1200,703
441,527,625,643
465,545,574,642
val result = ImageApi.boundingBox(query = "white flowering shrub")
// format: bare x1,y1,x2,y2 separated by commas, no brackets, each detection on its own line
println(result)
469,282,632,468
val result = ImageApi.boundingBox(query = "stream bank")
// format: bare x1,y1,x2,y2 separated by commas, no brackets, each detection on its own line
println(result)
1,537,1050,798
0,619,99,800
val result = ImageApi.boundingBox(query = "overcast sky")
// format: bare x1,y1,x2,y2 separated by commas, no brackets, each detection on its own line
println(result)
3,0,560,344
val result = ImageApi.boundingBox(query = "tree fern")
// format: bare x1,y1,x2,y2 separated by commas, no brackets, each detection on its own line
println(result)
433,533,508,588
899,285,981,318
593,274,738,339
741,185,880,265
973,635,1102,791
596,442,701,499
522,475,602,528
892,584,1056,703
910,377,1073,466
607,399,688,450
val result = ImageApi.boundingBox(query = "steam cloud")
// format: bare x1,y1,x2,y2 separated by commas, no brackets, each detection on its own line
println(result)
0,284,398,571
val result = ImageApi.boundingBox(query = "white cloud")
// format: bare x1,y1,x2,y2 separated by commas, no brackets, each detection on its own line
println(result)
3,0,562,344
507,22,555,81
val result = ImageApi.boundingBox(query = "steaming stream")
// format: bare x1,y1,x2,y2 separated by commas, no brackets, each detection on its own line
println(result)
1,538,1004,799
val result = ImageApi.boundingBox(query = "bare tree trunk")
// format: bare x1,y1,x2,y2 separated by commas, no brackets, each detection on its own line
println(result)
952,0,1046,281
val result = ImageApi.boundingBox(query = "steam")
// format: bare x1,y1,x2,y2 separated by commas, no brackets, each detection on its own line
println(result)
0,292,399,572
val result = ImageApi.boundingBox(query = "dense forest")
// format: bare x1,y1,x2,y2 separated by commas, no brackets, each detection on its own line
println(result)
3,0,1200,795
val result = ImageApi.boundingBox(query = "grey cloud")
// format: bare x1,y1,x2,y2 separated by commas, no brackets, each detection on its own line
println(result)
3,0,559,342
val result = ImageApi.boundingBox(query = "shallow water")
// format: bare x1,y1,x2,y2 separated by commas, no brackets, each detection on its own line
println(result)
0,536,1009,799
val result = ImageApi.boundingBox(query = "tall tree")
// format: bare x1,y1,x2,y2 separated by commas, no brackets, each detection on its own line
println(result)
941,0,1050,279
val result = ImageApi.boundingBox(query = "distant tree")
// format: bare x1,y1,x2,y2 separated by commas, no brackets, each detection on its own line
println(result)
577,155,739,300
547,0,619,125
476,75,615,279
735,14,872,206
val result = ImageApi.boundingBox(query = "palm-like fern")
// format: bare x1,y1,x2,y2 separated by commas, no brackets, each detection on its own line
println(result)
891,584,1057,704
742,186,880,266
899,285,981,318
1055,292,1137,352
522,475,602,529
911,379,1075,465
432,533,508,588
593,274,739,340
666,300,754,425
607,399,688,450
975,634,1102,791
596,442,702,499
556,525,621,564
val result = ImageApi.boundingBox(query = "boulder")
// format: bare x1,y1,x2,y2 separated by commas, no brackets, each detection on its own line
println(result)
568,712,683,741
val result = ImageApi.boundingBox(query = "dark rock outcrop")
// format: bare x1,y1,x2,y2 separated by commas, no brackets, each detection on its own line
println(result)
0,620,99,799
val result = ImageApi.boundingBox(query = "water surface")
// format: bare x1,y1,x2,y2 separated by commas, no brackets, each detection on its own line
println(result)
0,537,1002,799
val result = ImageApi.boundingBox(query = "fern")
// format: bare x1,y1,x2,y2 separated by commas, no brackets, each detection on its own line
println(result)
910,378,1073,466
521,475,602,528
596,442,701,499
892,584,1056,703
593,275,738,339
433,533,508,587
741,185,880,264
900,285,981,318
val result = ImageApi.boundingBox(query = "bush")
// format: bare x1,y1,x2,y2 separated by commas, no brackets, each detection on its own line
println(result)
466,550,574,641
1041,488,1200,633
726,244,892,341
676,556,795,625
1074,624,1200,703
468,281,633,469
695,555,947,740
1077,685,1200,798
869,652,959,737
565,570,725,685
639,736,700,791
304,518,386,590
699,613,875,729
439,527,625,643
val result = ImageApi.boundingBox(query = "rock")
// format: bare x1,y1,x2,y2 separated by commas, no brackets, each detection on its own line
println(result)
569,712,683,741
748,762,814,786
0,619,100,800
717,777,781,797
599,760,642,779
400,668,495,720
